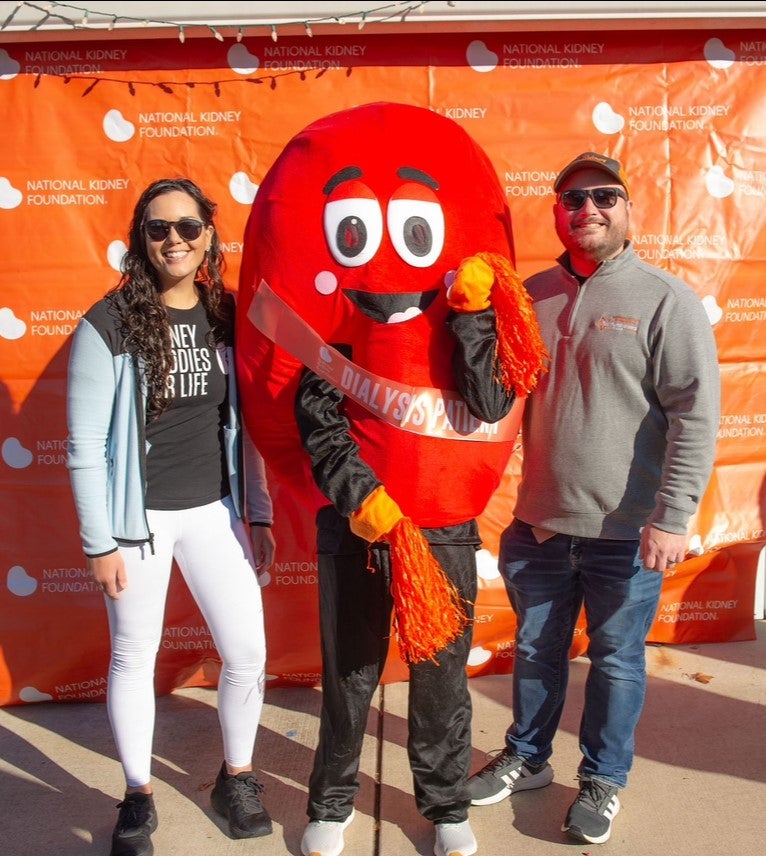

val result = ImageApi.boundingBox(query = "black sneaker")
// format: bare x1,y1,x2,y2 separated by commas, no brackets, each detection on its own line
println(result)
467,748,554,805
210,762,273,839
110,792,158,856
562,777,621,844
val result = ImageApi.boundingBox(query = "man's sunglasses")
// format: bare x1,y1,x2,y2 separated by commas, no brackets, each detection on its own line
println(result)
558,187,628,211
143,218,206,241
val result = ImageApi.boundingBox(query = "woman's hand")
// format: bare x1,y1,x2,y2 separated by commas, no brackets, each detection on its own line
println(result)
88,552,127,599
250,526,276,574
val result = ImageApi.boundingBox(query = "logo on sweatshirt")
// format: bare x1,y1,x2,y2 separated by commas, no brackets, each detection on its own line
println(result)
596,315,639,333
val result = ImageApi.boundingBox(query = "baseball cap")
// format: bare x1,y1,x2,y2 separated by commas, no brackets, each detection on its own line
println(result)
553,152,630,198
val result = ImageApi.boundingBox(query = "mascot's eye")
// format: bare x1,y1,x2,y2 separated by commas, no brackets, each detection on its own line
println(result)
387,199,445,268
324,198,383,267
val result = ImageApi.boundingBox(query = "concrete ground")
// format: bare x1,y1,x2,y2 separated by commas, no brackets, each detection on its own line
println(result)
1,621,764,856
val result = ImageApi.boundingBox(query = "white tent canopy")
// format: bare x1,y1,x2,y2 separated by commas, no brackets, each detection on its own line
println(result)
2,0,766,41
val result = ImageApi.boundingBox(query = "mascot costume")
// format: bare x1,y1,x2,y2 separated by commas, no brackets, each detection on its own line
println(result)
236,102,547,856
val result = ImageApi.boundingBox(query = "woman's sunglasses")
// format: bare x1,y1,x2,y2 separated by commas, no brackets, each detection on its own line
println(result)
558,187,628,211
143,218,206,241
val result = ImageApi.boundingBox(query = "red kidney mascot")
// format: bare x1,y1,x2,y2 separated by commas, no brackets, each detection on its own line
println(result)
236,102,547,856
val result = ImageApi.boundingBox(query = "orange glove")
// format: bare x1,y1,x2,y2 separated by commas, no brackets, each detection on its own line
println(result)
447,255,495,312
349,485,403,542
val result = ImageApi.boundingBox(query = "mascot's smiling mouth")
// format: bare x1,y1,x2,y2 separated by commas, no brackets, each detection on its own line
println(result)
344,289,439,324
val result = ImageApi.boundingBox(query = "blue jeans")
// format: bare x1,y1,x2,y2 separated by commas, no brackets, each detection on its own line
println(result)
499,518,664,788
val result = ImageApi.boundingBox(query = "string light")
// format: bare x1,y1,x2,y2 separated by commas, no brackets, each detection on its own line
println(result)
4,1,433,40
30,11,50,29
2,1,23,30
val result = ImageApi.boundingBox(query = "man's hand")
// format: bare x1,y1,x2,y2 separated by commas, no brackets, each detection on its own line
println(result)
640,524,688,573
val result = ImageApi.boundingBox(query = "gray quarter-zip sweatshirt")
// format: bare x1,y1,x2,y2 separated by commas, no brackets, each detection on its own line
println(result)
514,243,720,539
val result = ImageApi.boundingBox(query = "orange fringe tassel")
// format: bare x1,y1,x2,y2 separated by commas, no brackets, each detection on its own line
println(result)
386,516,470,665
477,251,549,396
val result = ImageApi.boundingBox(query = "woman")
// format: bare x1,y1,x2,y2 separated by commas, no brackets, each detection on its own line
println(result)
67,178,276,856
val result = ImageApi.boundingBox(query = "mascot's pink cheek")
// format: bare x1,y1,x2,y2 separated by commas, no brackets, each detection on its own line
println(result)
315,271,338,295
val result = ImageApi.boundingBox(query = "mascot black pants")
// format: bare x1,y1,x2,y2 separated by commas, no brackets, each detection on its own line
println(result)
306,505,480,824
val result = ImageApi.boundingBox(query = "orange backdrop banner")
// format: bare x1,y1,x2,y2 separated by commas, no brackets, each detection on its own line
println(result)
1,25,764,706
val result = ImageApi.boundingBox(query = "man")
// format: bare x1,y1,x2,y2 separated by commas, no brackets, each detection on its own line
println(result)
466,152,720,845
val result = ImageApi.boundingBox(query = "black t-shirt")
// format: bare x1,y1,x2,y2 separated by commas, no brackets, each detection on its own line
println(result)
145,302,229,510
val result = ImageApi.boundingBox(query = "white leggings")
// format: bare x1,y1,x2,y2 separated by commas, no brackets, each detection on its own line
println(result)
105,496,266,787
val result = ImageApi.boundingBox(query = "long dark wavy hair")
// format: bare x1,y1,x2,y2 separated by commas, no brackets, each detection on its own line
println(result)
110,177,233,418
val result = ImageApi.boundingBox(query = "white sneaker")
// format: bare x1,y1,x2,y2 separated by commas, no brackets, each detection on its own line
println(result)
300,809,355,856
434,819,478,856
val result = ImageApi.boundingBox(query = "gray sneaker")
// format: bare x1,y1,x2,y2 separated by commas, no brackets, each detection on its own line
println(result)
467,748,553,805
562,777,620,844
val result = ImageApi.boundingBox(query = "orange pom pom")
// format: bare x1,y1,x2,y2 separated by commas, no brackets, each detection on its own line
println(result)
386,516,470,664
478,251,549,397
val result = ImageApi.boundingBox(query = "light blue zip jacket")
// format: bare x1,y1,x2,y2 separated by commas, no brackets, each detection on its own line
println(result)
66,295,273,557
